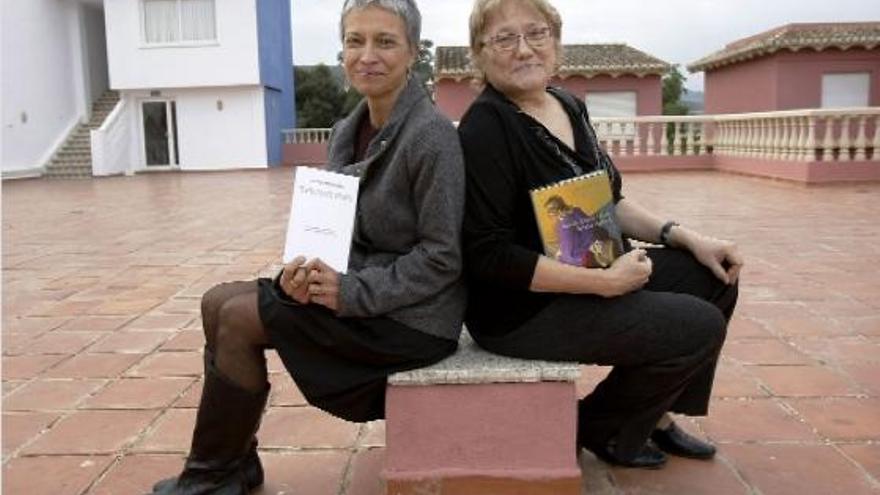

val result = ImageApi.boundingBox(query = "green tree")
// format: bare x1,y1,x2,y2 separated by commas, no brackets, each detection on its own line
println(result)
341,88,363,115
662,65,689,116
294,64,345,128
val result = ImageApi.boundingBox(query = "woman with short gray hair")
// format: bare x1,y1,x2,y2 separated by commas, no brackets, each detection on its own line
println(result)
147,0,466,493
340,0,422,53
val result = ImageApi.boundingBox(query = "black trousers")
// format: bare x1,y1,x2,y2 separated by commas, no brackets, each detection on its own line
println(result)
471,248,738,459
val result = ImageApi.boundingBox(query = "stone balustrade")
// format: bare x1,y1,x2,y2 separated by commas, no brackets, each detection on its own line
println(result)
282,128,332,145
281,128,333,166
281,107,880,182
591,116,713,158
593,108,880,163
708,108,880,162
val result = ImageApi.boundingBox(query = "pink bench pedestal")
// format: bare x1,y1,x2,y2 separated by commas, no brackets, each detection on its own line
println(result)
384,332,582,495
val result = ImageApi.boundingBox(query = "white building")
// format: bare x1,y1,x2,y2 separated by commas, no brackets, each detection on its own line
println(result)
1,0,295,178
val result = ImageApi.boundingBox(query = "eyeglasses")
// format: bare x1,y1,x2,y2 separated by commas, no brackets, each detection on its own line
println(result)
483,27,552,52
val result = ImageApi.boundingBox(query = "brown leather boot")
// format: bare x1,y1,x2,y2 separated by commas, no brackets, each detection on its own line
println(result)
148,352,269,495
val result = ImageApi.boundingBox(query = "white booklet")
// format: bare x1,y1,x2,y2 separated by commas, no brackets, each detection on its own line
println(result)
283,166,360,273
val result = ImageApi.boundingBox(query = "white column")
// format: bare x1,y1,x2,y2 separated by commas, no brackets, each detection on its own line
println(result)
663,123,672,156
672,122,682,156
694,122,704,156
784,117,799,161
703,121,714,156
646,123,656,156
632,122,641,157
821,116,837,162
742,119,758,157
759,119,769,159
682,122,697,156
801,116,816,162
758,119,770,159
873,115,880,161
839,116,852,162
731,121,741,156
772,118,785,160
756,119,767,158
853,115,867,161
724,122,734,155
748,120,758,158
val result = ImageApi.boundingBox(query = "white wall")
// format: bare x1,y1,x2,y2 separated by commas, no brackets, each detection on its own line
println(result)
1,0,80,174
124,86,267,171
106,0,261,90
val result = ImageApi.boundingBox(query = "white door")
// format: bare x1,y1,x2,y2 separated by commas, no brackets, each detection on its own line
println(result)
821,73,870,108
141,100,179,167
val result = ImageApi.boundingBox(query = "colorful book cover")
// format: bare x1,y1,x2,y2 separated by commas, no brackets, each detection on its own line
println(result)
529,170,624,269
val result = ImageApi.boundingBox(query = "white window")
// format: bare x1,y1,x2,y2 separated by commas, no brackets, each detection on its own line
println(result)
142,0,216,45
586,91,637,137
821,73,870,109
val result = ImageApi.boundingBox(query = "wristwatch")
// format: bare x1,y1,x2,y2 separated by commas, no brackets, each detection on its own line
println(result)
659,221,680,246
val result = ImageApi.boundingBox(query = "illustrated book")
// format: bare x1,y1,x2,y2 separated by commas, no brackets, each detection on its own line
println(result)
529,169,624,269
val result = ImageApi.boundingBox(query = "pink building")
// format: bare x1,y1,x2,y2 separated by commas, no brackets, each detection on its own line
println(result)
689,22,880,114
434,44,670,122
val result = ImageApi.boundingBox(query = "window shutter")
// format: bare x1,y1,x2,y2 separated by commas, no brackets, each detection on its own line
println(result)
586,91,638,138
821,73,870,108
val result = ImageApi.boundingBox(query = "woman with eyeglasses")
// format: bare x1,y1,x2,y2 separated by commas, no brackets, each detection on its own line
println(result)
459,0,743,469
146,1,466,493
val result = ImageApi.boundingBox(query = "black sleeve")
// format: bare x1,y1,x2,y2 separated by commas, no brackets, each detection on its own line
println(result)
459,103,540,290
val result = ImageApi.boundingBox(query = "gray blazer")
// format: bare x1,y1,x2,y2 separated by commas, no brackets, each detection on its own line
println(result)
326,77,466,341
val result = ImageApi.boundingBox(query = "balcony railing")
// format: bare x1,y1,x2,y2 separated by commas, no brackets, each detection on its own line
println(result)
281,108,879,181
283,128,332,145
592,108,880,162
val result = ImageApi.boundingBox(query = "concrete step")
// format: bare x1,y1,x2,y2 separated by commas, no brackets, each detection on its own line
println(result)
55,151,92,161
60,145,92,153
49,155,91,164
45,162,92,172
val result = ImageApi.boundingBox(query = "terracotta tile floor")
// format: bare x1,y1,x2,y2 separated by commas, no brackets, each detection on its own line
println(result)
3,169,879,494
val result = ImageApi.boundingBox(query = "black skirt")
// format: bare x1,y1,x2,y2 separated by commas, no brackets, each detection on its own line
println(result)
256,277,457,422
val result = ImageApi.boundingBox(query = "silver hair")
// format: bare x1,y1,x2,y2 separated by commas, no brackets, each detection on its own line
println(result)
340,0,422,51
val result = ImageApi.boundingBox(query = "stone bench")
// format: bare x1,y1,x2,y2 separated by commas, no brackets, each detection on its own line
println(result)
383,330,583,495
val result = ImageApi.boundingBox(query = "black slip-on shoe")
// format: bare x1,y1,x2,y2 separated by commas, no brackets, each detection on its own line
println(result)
651,422,716,460
584,441,668,469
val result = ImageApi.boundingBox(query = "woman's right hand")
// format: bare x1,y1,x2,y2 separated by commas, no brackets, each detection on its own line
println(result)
280,256,312,304
597,248,652,297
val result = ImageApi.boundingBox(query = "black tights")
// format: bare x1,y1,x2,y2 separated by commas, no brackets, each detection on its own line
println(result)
201,280,270,392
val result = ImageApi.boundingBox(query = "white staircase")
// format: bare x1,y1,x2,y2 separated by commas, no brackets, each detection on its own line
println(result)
44,91,121,179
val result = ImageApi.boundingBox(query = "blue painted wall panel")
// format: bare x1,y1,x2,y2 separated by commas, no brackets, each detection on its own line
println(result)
257,0,295,166
264,88,282,165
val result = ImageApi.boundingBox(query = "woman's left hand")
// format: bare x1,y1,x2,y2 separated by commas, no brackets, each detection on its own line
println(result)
687,235,743,285
307,259,341,311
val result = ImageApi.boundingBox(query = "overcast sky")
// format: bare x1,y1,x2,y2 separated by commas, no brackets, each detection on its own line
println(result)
291,0,879,91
